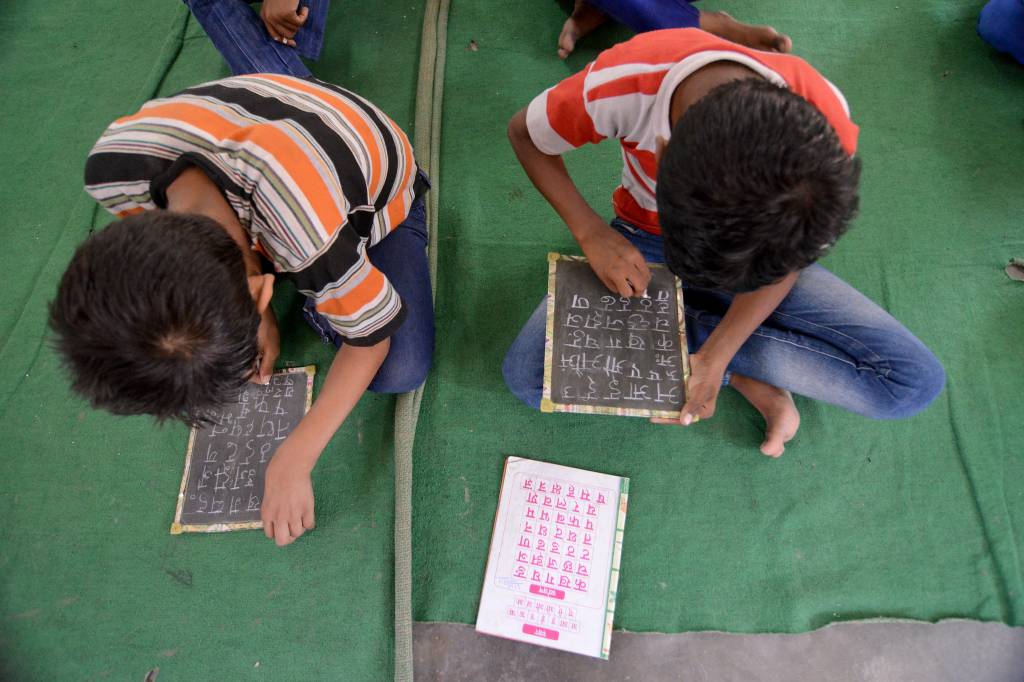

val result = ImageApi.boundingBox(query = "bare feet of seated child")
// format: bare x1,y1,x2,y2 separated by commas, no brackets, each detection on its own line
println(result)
558,0,792,59
651,354,801,458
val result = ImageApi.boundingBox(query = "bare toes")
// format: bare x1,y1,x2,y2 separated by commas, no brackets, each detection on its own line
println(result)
764,30,792,53
558,25,578,58
760,439,785,458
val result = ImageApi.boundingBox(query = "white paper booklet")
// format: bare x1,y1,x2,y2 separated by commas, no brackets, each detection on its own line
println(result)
475,457,629,659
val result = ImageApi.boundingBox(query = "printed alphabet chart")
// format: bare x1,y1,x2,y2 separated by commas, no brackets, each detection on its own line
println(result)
476,457,629,659
170,366,315,534
541,253,690,418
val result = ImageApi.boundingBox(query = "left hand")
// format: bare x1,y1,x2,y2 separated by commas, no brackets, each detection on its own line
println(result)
651,352,724,426
261,445,315,547
251,305,280,386
260,0,309,47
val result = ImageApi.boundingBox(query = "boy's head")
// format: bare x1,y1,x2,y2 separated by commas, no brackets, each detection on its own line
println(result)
657,78,861,293
49,212,262,425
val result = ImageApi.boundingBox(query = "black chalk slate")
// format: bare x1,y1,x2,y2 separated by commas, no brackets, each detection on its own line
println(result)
541,254,689,417
171,366,315,533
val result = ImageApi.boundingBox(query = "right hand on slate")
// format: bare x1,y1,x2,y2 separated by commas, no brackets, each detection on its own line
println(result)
578,225,651,298
261,450,315,547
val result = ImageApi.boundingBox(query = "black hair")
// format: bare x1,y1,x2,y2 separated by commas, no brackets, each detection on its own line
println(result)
49,211,260,425
657,78,861,292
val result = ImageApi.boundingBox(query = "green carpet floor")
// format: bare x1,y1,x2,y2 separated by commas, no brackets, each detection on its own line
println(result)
411,0,1024,633
2,0,1023,680
0,2,424,679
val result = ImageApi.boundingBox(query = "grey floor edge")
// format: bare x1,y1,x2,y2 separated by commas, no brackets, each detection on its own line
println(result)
413,620,1024,682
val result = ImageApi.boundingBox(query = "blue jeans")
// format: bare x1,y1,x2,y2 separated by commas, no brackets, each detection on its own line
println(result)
503,220,945,420
183,0,329,77
588,0,700,33
303,190,434,394
978,0,1024,65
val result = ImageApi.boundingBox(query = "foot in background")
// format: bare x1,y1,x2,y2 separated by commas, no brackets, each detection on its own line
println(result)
559,0,609,58
558,1,791,58
699,10,792,53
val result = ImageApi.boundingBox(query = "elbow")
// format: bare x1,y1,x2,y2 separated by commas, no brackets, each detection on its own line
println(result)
507,108,529,150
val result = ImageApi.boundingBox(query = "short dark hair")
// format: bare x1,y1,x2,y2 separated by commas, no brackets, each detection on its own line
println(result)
657,78,861,292
49,211,260,425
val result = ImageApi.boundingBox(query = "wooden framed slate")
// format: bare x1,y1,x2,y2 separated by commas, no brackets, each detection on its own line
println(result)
170,365,315,534
541,254,689,418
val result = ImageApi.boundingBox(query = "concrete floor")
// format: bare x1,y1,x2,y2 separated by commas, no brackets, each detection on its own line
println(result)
414,620,1024,681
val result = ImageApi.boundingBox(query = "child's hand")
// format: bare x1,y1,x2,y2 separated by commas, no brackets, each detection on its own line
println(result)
260,0,309,48
651,352,724,427
251,305,280,386
261,447,315,547
578,224,651,297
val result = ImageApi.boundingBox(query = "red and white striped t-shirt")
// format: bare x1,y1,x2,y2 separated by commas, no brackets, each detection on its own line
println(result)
526,29,859,235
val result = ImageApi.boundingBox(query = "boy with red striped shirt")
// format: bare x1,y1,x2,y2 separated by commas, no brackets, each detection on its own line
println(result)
503,29,944,454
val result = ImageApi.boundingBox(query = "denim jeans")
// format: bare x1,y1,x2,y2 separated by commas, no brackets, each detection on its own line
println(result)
587,0,700,33
183,0,329,77
303,185,434,394
978,0,1024,65
503,220,945,419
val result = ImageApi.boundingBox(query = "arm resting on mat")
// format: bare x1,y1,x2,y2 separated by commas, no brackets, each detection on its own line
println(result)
261,338,390,546
507,108,650,298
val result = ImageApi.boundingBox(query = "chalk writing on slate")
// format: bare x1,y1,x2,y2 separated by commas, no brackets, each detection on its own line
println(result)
541,254,689,418
170,366,315,534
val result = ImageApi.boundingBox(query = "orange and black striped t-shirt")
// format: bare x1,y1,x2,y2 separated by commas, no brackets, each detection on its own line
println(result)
84,74,425,345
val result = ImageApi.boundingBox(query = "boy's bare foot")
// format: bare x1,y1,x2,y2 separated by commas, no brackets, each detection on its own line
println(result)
730,374,800,457
559,0,608,59
699,10,792,53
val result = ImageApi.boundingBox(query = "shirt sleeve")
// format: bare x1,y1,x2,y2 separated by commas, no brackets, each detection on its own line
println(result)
780,56,860,157
306,252,407,347
816,77,859,156
83,123,166,218
525,66,606,155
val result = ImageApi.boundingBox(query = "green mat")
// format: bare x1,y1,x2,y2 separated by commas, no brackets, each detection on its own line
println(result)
0,2,424,679
412,0,1024,633
3,0,1024,679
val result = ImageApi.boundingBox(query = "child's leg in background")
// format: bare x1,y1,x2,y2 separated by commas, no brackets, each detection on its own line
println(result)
362,196,435,393
978,0,1024,65
559,0,790,58
303,194,435,394
183,0,328,77
503,220,945,419
587,0,700,32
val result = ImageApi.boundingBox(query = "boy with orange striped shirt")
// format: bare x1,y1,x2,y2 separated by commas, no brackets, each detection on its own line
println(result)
50,74,433,546
504,29,944,453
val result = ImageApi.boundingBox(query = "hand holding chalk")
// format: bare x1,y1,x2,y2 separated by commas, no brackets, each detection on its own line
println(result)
578,225,651,298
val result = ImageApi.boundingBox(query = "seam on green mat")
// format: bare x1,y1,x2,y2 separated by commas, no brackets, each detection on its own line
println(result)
394,1,450,680
945,390,1015,623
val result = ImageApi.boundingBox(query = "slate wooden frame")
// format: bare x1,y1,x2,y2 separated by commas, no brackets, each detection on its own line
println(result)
541,253,689,418
170,365,315,534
